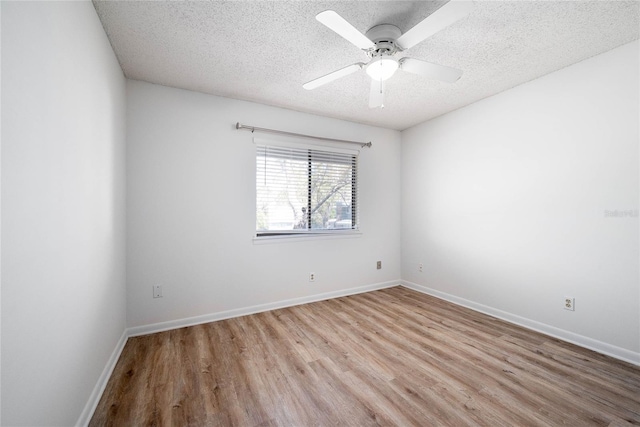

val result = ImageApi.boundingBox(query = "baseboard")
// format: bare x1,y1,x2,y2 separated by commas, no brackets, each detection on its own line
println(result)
401,280,640,366
76,329,128,427
128,280,401,337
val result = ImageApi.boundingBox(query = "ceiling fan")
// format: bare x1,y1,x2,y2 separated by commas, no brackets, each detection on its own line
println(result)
303,1,474,109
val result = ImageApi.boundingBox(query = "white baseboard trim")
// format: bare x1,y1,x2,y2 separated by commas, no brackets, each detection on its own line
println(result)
128,280,401,338
401,280,640,367
76,329,129,426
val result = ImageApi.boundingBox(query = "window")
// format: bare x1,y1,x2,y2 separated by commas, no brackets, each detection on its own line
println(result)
256,142,358,236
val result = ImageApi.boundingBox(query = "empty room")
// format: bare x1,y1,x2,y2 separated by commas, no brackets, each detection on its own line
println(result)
1,0,639,425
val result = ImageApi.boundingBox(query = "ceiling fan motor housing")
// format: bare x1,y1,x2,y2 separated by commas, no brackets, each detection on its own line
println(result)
365,24,403,57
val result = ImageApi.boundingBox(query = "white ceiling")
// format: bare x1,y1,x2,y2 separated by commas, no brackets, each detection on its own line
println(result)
93,1,639,131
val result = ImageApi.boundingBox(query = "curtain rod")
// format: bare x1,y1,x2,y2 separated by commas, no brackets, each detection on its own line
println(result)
235,122,372,148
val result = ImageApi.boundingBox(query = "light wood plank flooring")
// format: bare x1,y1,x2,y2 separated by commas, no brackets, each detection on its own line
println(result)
90,287,640,426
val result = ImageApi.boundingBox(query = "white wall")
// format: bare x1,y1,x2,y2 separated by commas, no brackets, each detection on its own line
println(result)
0,3,3,422
126,80,401,329
402,40,639,363
1,2,127,425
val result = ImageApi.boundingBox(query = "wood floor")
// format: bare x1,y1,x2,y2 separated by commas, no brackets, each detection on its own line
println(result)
90,287,640,426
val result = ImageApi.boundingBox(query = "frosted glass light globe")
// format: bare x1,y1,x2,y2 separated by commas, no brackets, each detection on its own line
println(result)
366,56,399,81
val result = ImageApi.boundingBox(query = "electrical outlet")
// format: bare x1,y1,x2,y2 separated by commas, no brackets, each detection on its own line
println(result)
377,261,382,270
419,263,423,273
564,297,575,311
309,272,315,282
153,284,163,298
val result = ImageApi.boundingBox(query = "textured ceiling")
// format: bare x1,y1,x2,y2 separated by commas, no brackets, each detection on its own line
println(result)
93,1,639,131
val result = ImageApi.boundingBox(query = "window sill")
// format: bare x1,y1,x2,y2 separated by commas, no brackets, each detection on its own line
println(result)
253,231,362,244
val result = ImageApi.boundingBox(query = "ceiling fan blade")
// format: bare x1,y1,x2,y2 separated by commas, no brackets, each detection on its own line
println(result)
400,57,463,83
369,79,384,109
396,0,474,50
316,10,375,50
303,63,364,90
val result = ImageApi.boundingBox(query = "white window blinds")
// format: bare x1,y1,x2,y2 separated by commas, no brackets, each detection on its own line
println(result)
256,143,358,235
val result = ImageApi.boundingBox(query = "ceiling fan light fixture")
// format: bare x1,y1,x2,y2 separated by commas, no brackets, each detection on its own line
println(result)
366,56,399,81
